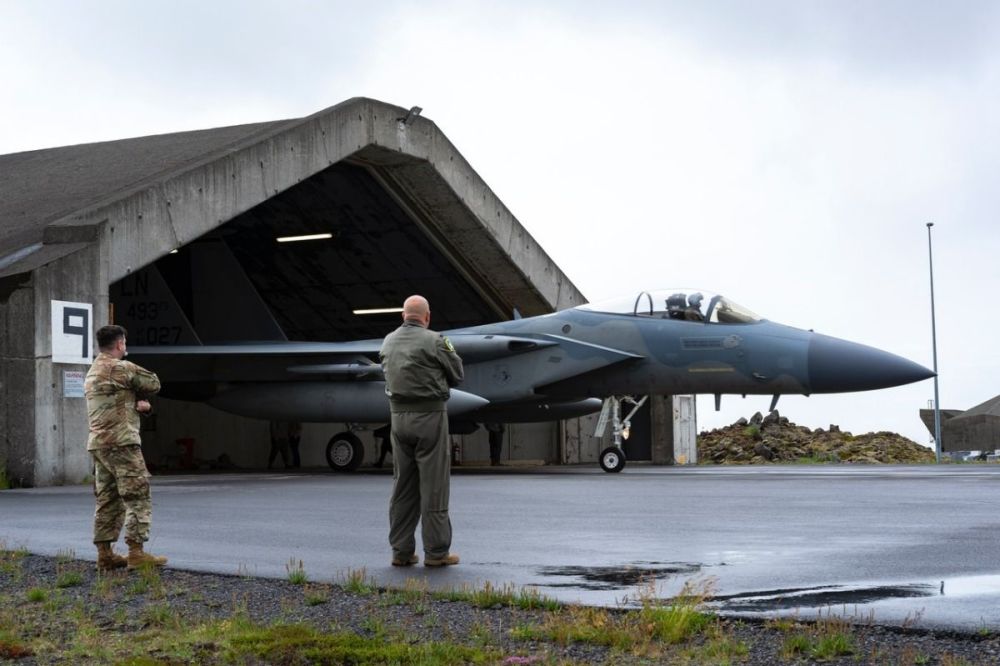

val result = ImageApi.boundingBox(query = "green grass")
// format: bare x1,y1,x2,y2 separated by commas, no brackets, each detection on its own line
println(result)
55,570,83,588
780,617,854,660
25,588,47,603
433,581,560,611
225,623,497,664
0,631,32,660
285,558,308,585
781,632,812,658
791,455,830,465
379,577,430,608
303,584,329,606
0,543,28,578
813,631,854,659
341,567,377,596
682,621,748,665
140,603,182,630
512,582,714,656
743,424,761,439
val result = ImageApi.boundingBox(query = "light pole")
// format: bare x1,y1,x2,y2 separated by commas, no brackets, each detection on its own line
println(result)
927,222,942,462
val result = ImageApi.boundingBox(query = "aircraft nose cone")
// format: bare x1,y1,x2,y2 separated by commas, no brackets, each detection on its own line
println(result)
807,334,935,393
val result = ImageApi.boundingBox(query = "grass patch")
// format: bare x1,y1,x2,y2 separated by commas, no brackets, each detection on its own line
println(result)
225,622,497,664
792,455,830,465
0,542,28,578
128,578,149,596
781,632,812,658
25,587,47,603
55,570,83,588
379,577,430,608
341,567,377,596
434,581,560,611
285,558,308,585
137,562,166,598
140,603,182,630
512,581,713,656
780,616,854,660
0,631,32,659
683,621,748,665
303,584,329,606
765,616,799,633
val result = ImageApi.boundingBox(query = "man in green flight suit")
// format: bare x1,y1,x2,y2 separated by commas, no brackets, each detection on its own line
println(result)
84,325,167,570
379,295,464,567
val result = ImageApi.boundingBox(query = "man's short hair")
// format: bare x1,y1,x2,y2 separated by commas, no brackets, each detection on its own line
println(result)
96,325,128,350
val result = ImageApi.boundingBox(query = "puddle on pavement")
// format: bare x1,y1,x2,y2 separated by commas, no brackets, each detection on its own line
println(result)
709,584,937,612
537,562,702,590
709,574,1000,613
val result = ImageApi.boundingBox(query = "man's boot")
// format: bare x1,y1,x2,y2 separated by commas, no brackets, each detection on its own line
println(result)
95,541,127,571
126,539,167,568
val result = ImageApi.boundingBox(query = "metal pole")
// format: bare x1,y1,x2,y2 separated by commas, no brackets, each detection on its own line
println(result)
927,222,942,462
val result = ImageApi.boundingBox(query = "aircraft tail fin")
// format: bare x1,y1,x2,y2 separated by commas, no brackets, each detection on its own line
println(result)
111,264,202,346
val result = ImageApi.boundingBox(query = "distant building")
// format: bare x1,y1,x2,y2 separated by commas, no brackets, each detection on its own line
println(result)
921,394,1000,452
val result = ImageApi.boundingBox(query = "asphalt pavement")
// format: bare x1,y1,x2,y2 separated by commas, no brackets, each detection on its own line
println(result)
3,464,1000,631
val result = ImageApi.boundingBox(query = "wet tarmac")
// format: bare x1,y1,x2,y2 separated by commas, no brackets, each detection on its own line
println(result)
3,464,1000,631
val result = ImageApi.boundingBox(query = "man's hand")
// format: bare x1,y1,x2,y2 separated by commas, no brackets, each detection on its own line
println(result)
136,400,152,413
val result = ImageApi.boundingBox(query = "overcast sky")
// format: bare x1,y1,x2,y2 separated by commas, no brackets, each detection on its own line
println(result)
2,0,998,446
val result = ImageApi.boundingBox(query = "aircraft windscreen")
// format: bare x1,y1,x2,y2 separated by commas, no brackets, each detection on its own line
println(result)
577,290,761,324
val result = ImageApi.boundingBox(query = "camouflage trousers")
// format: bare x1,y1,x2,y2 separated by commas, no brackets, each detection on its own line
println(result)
91,445,152,544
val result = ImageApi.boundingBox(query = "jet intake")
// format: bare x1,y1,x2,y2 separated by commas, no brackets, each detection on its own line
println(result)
448,334,557,363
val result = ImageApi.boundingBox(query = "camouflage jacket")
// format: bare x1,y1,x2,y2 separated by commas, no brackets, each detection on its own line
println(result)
380,321,463,409
85,352,161,450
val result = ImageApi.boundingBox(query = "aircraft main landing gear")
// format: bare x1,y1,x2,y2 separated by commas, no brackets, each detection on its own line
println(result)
594,395,648,473
326,431,364,472
599,446,626,473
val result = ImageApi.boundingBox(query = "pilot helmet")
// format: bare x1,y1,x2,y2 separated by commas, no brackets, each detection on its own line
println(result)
688,293,703,308
666,293,687,313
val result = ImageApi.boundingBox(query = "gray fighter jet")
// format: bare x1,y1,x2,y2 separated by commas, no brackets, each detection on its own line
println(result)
130,288,933,472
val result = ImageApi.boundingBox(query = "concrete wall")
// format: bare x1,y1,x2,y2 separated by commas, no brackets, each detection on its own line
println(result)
0,272,36,486
0,243,106,487
31,244,107,486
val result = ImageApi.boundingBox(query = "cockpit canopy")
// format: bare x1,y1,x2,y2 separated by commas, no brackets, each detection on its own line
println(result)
577,289,761,324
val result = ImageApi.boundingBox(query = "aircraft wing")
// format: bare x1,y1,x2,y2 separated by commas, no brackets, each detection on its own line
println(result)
128,334,563,384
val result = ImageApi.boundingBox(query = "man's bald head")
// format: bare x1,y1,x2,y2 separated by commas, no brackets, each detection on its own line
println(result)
402,295,431,327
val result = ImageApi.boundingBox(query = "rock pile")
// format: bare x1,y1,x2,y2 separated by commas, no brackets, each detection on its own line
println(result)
697,411,935,464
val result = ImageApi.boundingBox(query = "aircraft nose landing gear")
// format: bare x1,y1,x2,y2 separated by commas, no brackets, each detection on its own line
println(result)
594,395,647,473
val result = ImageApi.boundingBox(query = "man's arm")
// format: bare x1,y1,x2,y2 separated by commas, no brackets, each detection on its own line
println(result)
125,361,162,397
436,335,464,387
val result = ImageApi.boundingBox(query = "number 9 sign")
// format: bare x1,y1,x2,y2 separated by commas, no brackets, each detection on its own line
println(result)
51,300,93,364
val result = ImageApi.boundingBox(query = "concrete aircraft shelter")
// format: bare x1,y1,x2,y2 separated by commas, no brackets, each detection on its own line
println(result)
0,97,678,487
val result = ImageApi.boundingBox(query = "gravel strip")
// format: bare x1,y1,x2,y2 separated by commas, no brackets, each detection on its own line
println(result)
2,552,999,664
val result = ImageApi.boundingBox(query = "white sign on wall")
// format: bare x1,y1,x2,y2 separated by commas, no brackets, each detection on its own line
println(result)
51,300,93,364
63,370,85,398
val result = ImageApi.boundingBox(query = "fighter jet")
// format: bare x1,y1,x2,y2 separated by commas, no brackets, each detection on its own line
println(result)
130,288,933,472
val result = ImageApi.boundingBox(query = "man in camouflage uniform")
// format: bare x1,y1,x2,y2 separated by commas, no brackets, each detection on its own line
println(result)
85,325,166,570
379,295,464,567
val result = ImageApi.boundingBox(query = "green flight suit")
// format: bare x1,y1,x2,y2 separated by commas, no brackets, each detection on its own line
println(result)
380,320,464,560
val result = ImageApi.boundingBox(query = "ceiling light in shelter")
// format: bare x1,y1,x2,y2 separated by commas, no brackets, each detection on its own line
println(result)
276,233,334,243
353,307,405,315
